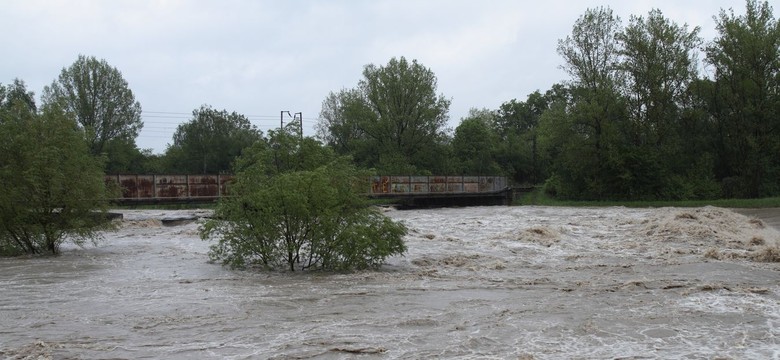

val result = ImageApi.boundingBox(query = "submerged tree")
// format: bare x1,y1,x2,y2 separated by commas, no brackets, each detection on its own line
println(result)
202,127,407,271
0,99,113,255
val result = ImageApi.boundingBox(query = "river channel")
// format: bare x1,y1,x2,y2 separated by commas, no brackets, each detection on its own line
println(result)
1,206,778,359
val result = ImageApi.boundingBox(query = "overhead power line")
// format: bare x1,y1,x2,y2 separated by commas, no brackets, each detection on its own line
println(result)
141,110,319,122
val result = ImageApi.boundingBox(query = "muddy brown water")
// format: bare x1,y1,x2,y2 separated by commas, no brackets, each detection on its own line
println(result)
1,207,778,359
735,208,780,231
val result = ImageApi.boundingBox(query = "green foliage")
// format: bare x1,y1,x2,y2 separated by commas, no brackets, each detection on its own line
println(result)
42,55,143,161
705,0,780,198
0,79,37,113
452,109,501,175
541,6,731,201
557,6,623,92
202,128,407,271
618,9,702,148
317,56,451,173
616,9,711,201
494,92,550,184
548,7,631,200
166,105,263,174
0,100,113,256
316,88,377,166
305,2,780,202
306,2,778,201
235,122,334,176
103,138,165,174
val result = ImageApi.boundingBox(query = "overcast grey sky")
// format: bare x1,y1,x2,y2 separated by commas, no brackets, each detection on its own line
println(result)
2,0,747,153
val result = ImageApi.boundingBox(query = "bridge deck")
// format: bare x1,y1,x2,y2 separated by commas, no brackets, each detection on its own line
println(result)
106,175,512,206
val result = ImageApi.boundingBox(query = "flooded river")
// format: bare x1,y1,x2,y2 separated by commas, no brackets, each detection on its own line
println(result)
1,206,778,359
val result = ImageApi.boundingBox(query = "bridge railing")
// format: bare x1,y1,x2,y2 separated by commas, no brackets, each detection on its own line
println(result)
105,174,234,202
368,176,508,197
106,174,509,203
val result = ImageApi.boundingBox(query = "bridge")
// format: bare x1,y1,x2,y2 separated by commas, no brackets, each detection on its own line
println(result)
367,175,512,207
105,174,513,207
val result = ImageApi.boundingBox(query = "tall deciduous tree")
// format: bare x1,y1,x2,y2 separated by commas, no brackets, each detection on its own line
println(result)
166,105,263,174
0,79,37,114
552,7,630,199
318,57,451,173
615,9,717,200
706,0,780,197
618,9,702,148
494,91,550,184
42,55,142,158
316,88,377,167
558,7,623,93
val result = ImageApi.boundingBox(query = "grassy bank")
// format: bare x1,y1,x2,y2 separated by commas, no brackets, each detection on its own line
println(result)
515,188,780,208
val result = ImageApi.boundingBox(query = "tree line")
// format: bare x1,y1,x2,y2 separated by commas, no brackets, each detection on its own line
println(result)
94,0,777,202
538,1,779,200
2,0,778,200
321,1,780,200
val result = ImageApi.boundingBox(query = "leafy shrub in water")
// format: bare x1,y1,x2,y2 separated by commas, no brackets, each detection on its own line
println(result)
0,101,113,255
201,128,407,271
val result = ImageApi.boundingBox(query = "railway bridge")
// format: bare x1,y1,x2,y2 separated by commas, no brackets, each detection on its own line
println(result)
105,174,513,207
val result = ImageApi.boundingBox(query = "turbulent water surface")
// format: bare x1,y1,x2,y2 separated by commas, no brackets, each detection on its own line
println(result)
1,206,779,359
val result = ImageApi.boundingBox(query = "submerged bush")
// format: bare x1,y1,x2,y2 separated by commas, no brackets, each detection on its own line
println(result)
0,103,113,255
201,128,407,271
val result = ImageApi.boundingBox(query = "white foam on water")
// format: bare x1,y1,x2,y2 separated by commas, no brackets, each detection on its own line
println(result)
1,206,778,359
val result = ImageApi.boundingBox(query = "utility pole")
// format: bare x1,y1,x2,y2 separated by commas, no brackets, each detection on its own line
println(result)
280,110,291,130
294,112,303,141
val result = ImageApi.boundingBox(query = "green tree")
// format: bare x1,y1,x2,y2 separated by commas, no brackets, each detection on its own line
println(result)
316,88,378,168
0,102,113,255
317,57,451,173
166,105,263,174
202,127,407,271
136,149,167,174
42,55,143,159
618,9,702,148
551,7,631,199
615,9,713,200
494,91,550,184
706,0,780,197
538,98,579,197
558,7,623,92
104,138,162,174
1,79,37,114
452,108,500,175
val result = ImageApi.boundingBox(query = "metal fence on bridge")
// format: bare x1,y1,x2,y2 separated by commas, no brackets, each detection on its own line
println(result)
105,174,233,203
106,174,509,204
368,176,508,196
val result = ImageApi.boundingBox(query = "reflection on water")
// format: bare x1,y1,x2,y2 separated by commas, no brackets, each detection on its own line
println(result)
1,207,778,359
